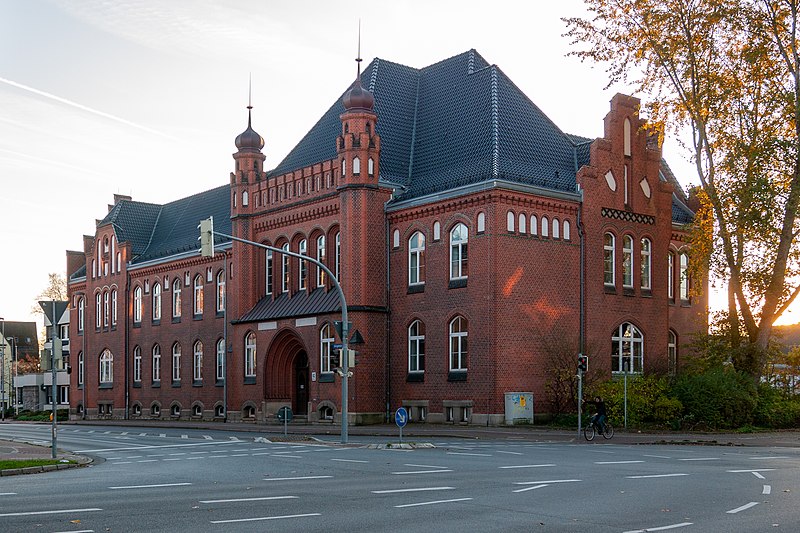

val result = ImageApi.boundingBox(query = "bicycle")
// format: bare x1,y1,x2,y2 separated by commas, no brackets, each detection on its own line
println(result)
584,418,614,441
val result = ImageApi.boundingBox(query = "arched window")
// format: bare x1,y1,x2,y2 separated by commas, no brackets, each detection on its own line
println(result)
216,270,225,313
133,346,142,382
612,322,643,373
433,221,441,241
193,275,204,316
95,292,101,328
78,351,84,386
281,243,290,293
320,324,335,374
409,231,426,286
316,235,327,287
172,278,182,318
266,249,273,295
103,290,109,327
111,289,117,326
242,190,249,206
530,215,538,236
507,211,515,232
152,344,161,382
668,330,678,376
335,232,341,280
622,235,634,288
640,238,652,290
133,286,142,323
408,320,425,373
99,349,114,384
624,117,632,156
172,343,181,382
216,339,225,381
552,218,560,239
518,213,526,234
152,282,162,321
368,157,374,176
299,239,308,290
92,259,97,279
604,233,616,286
679,253,690,301
541,216,549,237
393,228,400,248
353,156,361,175
77,297,85,333
668,251,675,300
477,212,486,233
449,316,468,371
450,223,468,280
563,220,571,241
193,341,203,382
341,158,346,177
244,333,256,378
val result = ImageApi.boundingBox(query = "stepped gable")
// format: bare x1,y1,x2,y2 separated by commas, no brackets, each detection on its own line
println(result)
99,200,161,256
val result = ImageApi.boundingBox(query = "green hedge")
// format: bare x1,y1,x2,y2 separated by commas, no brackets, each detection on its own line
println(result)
671,369,757,429
15,410,69,422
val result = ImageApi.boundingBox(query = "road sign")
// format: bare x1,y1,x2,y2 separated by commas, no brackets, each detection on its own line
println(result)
395,407,408,428
332,343,343,350
277,406,293,422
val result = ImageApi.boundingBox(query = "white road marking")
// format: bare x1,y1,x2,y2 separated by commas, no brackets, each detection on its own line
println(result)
189,451,208,454
0,508,103,517
331,458,368,463
405,463,447,469
263,475,333,481
447,452,491,457
203,435,213,440
513,484,548,493
147,454,166,457
763,485,771,495
200,496,298,503
623,522,693,532
752,471,766,480
391,470,453,475
231,454,248,457
0,492,17,496
181,434,188,439
726,502,759,514
678,457,719,461
163,458,182,461
626,473,689,479
273,455,302,459
499,464,556,469
395,497,473,508
594,460,644,465
53,530,94,533
109,482,192,490
496,450,523,455
127,456,143,459
186,456,203,460
727,469,775,473
749,456,789,460
136,460,158,463
208,455,229,459
112,461,132,465
514,479,581,485
643,455,671,459
211,513,321,524
138,432,146,436
159,433,166,438
169,453,186,456
372,487,455,494
252,452,271,456
75,440,239,453
120,432,128,435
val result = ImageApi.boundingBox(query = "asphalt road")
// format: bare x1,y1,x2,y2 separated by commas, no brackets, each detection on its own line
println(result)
1,423,799,532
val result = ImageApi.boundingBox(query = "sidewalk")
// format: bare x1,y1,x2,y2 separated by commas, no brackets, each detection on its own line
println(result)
0,437,92,477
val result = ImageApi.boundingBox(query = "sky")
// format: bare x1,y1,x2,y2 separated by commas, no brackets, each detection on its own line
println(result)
0,0,773,328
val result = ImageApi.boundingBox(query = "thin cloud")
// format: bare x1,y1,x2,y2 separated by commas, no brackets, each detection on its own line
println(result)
0,76,177,140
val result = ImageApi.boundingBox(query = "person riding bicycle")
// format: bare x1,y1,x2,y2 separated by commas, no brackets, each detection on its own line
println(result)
586,396,607,433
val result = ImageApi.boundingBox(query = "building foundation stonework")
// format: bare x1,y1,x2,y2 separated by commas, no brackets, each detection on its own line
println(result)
66,50,706,426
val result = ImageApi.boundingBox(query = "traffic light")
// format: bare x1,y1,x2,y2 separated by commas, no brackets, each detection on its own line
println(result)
578,354,588,373
199,217,214,257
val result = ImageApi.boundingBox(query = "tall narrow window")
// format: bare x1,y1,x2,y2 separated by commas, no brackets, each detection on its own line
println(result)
103,291,109,327
320,324,334,373
172,343,181,382
604,233,615,286
152,345,161,382
77,297,85,333
281,243,290,293
563,220,571,241
266,250,273,295
299,239,307,290
408,320,425,373
640,238,652,290
95,293,102,328
409,231,426,286
518,213,526,233
152,282,162,321
335,232,341,280
612,322,643,373
450,223,468,280
622,235,634,288
353,156,361,175
507,211,515,232
316,235,326,287
530,215,538,236
624,117,632,156
133,346,141,382
449,316,468,371
244,333,256,378
99,350,114,384
172,278,182,318
193,275,203,316
216,270,225,313
679,253,690,301
552,218,560,239
668,252,675,300
368,157,374,176
111,289,117,326
341,158,346,177
78,351,84,386
541,216,549,237
216,339,225,381
193,341,203,382
133,286,142,323
477,212,486,233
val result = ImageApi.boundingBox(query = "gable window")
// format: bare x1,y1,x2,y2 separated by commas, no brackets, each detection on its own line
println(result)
99,349,113,384
622,235,634,288
245,332,257,378
299,239,308,291
216,339,225,381
408,320,425,373
242,190,249,206
393,229,400,248
103,290,109,327
679,252,690,301
450,223,468,280
507,211,515,232
282,243,290,293
449,316,468,371
433,221,441,241
193,275,204,316
668,251,675,301
612,322,643,374
641,238,652,290
133,346,141,383
604,233,616,286
152,344,161,382
266,249,274,295
152,282,162,321
320,324,335,374
193,341,203,382
316,235,326,287
409,231,426,286
172,343,181,382
133,286,142,323
111,289,117,326
172,278,182,318
216,270,225,313
341,158,346,177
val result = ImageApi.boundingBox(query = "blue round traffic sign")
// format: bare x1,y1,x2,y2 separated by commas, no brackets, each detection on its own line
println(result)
395,407,408,428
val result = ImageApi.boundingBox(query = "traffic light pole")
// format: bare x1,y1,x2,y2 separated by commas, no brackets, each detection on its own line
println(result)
577,369,583,439
201,221,351,443
50,300,58,459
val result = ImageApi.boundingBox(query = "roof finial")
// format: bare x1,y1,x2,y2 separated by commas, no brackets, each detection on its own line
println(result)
247,73,253,126
356,19,362,78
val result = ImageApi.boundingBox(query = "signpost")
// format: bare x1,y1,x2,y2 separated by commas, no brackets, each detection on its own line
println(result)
395,407,408,444
277,406,293,437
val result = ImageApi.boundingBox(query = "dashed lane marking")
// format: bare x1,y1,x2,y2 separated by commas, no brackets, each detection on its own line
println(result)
405,464,447,469
623,522,693,532
763,485,771,495
727,469,776,473
0,508,103,517
752,472,766,480
726,502,759,514
513,484,548,493
199,496,298,503
331,458,368,463
372,487,455,494
594,460,645,465
395,498,472,508
391,470,453,475
447,452,491,457
678,457,720,461
626,474,689,479
109,482,192,490
210,513,321,524
499,464,556,469
263,475,333,481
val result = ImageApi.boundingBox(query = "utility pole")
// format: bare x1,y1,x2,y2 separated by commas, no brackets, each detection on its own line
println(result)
1,317,5,421
50,301,58,459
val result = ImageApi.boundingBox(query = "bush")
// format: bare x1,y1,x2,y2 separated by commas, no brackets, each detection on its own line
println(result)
754,384,800,428
588,374,677,428
15,409,69,422
670,369,757,429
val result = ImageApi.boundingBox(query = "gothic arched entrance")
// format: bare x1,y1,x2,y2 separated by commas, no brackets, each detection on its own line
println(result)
265,330,309,416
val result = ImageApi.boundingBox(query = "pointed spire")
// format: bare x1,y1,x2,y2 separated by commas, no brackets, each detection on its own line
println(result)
342,20,374,113
235,75,264,152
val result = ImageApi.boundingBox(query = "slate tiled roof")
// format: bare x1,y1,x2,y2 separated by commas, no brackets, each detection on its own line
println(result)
96,185,231,266
238,288,341,323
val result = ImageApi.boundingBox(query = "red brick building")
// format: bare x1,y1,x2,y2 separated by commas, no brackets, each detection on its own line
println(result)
66,50,706,424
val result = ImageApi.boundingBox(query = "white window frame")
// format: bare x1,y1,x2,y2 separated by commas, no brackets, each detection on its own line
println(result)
193,275,203,316
641,238,652,290
133,286,142,323
316,235,326,287
299,239,307,290
216,270,225,313
563,219,571,241
408,320,425,373
679,253,690,300
507,211,515,232
335,232,341,280
320,324,335,373
193,341,203,382
604,233,615,286
77,297,85,333
449,316,468,371
282,243,290,293
552,218,560,239
266,249,273,295
95,292,101,328
245,333,256,378
99,349,114,384
408,231,426,286
78,351,84,386
449,223,468,280
612,322,644,374
152,282,162,321
668,251,675,300
530,215,537,236
172,343,181,382
622,235,634,288
103,290,109,327
172,278,182,318
216,339,225,381
152,345,161,382
133,346,141,382
518,213,526,233
541,216,549,237
477,212,486,233
111,289,117,326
